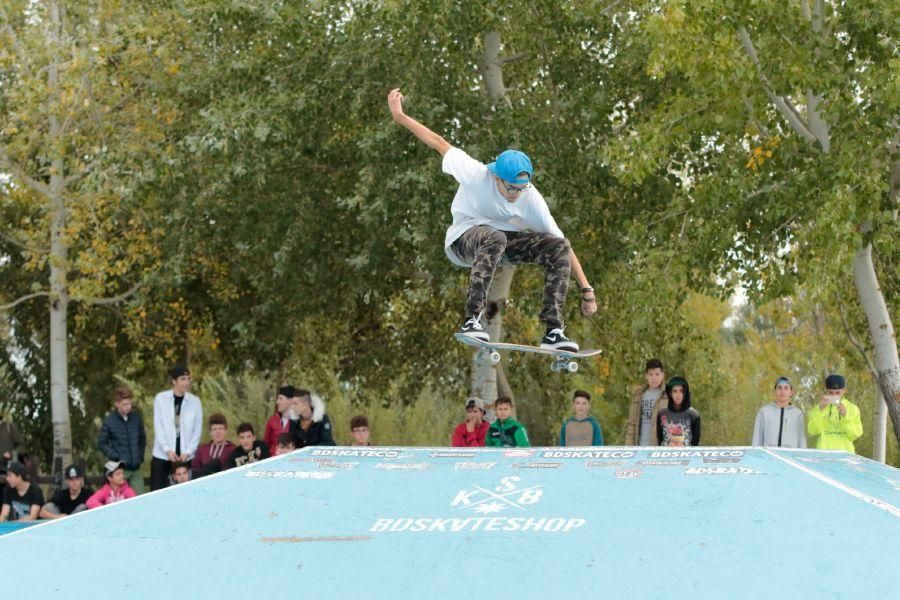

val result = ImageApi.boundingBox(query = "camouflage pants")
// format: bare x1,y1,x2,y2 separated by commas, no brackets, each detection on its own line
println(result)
451,226,571,329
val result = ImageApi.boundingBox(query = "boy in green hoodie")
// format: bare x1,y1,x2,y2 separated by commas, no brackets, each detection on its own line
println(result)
485,397,530,447
559,390,603,446
807,374,863,453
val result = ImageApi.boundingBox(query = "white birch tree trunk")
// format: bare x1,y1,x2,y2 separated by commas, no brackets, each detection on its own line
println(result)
469,31,517,408
47,2,73,473
853,244,900,442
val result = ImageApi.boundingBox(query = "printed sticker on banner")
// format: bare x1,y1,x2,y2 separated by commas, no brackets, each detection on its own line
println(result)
702,457,742,464
585,461,626,469
649,450,744,459
454,462,497,471
542,450,635,459
316,460,357,470
683,467,761,476
504,449,535,458
615,467,643,479
375,462,430,472
637,459,689,467
245,470,334,479
430,451,478,458
512,462,563,470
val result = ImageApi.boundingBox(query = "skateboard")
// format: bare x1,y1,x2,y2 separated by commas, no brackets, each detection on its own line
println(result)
455,333,602,373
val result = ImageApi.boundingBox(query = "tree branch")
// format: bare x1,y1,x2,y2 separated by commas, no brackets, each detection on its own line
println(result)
0,231,49,255
77,280,143,306
0,148,52,199
836,292,879,379
0,291,50,311
599,0,623,16
737,28,820,146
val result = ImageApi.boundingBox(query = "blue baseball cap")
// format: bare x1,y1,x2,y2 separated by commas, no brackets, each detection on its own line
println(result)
486,150,533,184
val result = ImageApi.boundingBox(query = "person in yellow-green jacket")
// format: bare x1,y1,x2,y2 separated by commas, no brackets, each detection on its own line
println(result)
807,374,863,453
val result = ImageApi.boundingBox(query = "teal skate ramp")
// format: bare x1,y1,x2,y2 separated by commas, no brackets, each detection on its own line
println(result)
4,447,900,598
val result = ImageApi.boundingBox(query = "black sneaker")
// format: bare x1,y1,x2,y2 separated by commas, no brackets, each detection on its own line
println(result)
540,327,579,352
458,315,489,342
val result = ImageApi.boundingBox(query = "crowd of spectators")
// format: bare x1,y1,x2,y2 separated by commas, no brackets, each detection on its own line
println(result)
0,360,865,522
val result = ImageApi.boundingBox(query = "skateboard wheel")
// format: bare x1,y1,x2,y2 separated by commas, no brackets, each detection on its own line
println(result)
566,362,579,373
489,351,501,365
474,350,487,365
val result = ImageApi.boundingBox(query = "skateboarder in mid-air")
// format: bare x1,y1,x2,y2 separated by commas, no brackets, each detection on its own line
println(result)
387,88,596,352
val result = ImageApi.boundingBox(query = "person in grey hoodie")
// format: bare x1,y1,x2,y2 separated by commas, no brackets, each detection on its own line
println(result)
751,376,807,448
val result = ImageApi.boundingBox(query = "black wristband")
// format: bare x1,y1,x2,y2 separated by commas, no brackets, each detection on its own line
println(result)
580,286,593,293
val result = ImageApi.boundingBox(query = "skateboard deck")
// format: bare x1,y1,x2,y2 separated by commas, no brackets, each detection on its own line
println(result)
455,333,601,373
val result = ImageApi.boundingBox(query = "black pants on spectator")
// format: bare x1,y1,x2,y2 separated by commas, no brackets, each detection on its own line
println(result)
151,457,182,491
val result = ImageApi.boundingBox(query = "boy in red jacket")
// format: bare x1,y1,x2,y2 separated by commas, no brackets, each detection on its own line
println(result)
264,386,295,456
452,398,490,447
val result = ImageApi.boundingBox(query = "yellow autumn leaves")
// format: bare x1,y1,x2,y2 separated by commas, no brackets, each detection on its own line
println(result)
746,136,781,170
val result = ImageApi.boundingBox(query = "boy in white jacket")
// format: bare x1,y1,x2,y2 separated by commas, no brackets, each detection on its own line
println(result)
751,376,807,448
151,365,203,490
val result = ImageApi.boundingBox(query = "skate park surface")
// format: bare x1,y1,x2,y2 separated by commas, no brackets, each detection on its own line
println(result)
4,446,900,598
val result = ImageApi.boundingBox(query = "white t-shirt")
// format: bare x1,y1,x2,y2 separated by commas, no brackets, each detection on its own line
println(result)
442,147,564,267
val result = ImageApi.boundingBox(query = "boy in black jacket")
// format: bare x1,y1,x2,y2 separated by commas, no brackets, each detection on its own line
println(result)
97,386,146,493
290,389,336,448
226,423,269,468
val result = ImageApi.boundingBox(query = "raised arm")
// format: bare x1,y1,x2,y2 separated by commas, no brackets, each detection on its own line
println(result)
387,88,452,156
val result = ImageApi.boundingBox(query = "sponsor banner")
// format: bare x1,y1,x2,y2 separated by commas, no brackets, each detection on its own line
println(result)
683,467,761,476
542,450,635,459
309,448,412,460
637,459,689,467
512,462,563,470
649,450,744,459
370,516,586,533
429,451,478,458
504,449,535,458
375,463,430,472
615,467,643,480
585,460,626,469
245,470,334,480
454,462,497,471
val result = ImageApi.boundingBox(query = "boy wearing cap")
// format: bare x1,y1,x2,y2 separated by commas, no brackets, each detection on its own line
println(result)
560,390,604,446
751,377,807,448
807,374,863,453
40,464,93,519
151,365,203,491
98,385,147,494
452,398,490,447
387,89,596,351
0,461,43,521
86,461,137,508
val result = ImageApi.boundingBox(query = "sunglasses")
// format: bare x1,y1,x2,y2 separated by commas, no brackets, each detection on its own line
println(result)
498,179,531,194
